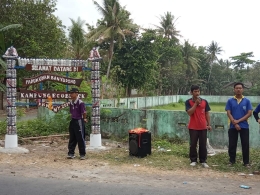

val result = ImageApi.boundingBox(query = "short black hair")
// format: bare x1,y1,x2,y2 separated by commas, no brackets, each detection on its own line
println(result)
190,85,200,92
234,82,244,88
69,88,79,93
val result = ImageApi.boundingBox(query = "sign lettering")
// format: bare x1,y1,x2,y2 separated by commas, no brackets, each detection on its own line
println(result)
19,89,87,99
22,74,83,87
25,64,83,72
38,102,71,113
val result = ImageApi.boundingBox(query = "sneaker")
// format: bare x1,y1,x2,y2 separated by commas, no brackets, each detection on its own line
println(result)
228,162,235,166
80,155,85,160
244,164,251,168
202,163,209,168
207,150,216,156
67,154,75,159
190,162,197,166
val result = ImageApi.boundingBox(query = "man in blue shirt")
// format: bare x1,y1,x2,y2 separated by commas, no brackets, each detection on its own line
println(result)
253,104,260,123
225,82,252,167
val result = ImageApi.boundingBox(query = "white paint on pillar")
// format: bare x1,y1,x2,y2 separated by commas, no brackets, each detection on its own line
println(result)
4,134,18,148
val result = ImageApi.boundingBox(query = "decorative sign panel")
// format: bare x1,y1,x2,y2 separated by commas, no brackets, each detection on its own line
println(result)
19,89,87,99
22,74,83,87
38,101,71,113
25,64,83,72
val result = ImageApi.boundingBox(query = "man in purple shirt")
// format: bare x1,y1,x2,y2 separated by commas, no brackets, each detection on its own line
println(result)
67,88,87,160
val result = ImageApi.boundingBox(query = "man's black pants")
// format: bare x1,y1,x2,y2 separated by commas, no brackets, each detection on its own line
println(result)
68,119,86,156
189,129,207,163
228,128,249,164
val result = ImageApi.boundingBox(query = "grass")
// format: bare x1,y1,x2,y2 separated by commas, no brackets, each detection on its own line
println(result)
151,102,259,112
94,138,260,173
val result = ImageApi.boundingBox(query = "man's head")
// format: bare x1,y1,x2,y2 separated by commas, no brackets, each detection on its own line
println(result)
69,88,79,100
234,82,244,96
190,85,200,97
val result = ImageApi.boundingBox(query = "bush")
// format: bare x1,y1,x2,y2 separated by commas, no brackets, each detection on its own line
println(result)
178,98,184,104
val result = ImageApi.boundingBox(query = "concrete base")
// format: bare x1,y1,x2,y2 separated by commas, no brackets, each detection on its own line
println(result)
0,147,29,154
5,134,18,148
88,134,106,150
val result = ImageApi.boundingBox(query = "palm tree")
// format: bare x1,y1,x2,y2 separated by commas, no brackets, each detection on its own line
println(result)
0,24,22,80
182,40,200,72
0,23,21,109
68,17,88,59
181,40,201,92
88,0,137,79
154,11,181,41
206,41,223,84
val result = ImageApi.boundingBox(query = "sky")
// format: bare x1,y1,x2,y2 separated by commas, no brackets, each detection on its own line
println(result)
54,0,260,61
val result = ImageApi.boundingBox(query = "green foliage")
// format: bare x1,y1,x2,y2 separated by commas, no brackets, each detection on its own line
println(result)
0,109,73,138
100,108,112,117
16,107,26,119
178,98,184,104
88,0,138,79
0,121,6,136
230,52,255,70
68,17,89,59
0,0,67,58
112,30,161,96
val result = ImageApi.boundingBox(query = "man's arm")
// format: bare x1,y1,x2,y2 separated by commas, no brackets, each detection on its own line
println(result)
227,110,236,125
205,112,212,130
253,104,260,122
186,99,200,116
82,113,87,119
80,102,87,122
227,110,241,130
236,110,252,123
186,104,197,116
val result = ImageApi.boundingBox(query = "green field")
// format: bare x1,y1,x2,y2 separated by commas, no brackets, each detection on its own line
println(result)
151,102,259,112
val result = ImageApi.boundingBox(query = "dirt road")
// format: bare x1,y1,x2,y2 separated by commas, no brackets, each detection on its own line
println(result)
0,138,259,194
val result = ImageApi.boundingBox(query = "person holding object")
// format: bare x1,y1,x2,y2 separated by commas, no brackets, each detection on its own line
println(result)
185,85,211,168
225,82,252,167
67,88,87,160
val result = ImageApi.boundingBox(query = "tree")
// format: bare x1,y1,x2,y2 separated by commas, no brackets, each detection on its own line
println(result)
0,0,67,58
197,46,210,94
88,0,137,79
0,24,22,54
154,11,181,41
112,30,159,97
181,40,201,94
230,52,255,70
0,23,21,109
68,17,88,59
206,41,223,94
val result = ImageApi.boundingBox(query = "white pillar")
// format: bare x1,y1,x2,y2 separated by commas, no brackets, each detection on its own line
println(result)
90,134,102,147
4,134,18,148
89,58,103,148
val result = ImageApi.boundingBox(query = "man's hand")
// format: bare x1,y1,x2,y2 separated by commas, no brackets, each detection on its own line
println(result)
257,119,260,124
207,125,212,131
195,98,201,105
83,118,88,123
235,124,241,131
233,119,240,124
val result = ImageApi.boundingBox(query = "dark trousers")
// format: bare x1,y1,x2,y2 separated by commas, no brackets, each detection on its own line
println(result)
228,128,249,164
189,129,207,163
68,119,86,156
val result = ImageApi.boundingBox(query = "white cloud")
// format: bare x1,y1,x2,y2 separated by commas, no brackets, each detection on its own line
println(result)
55,0,260,61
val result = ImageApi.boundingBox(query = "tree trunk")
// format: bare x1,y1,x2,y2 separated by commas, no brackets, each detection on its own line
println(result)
207,63,213,95
127,85,131,97
106,39,115,79
0,91,3,110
